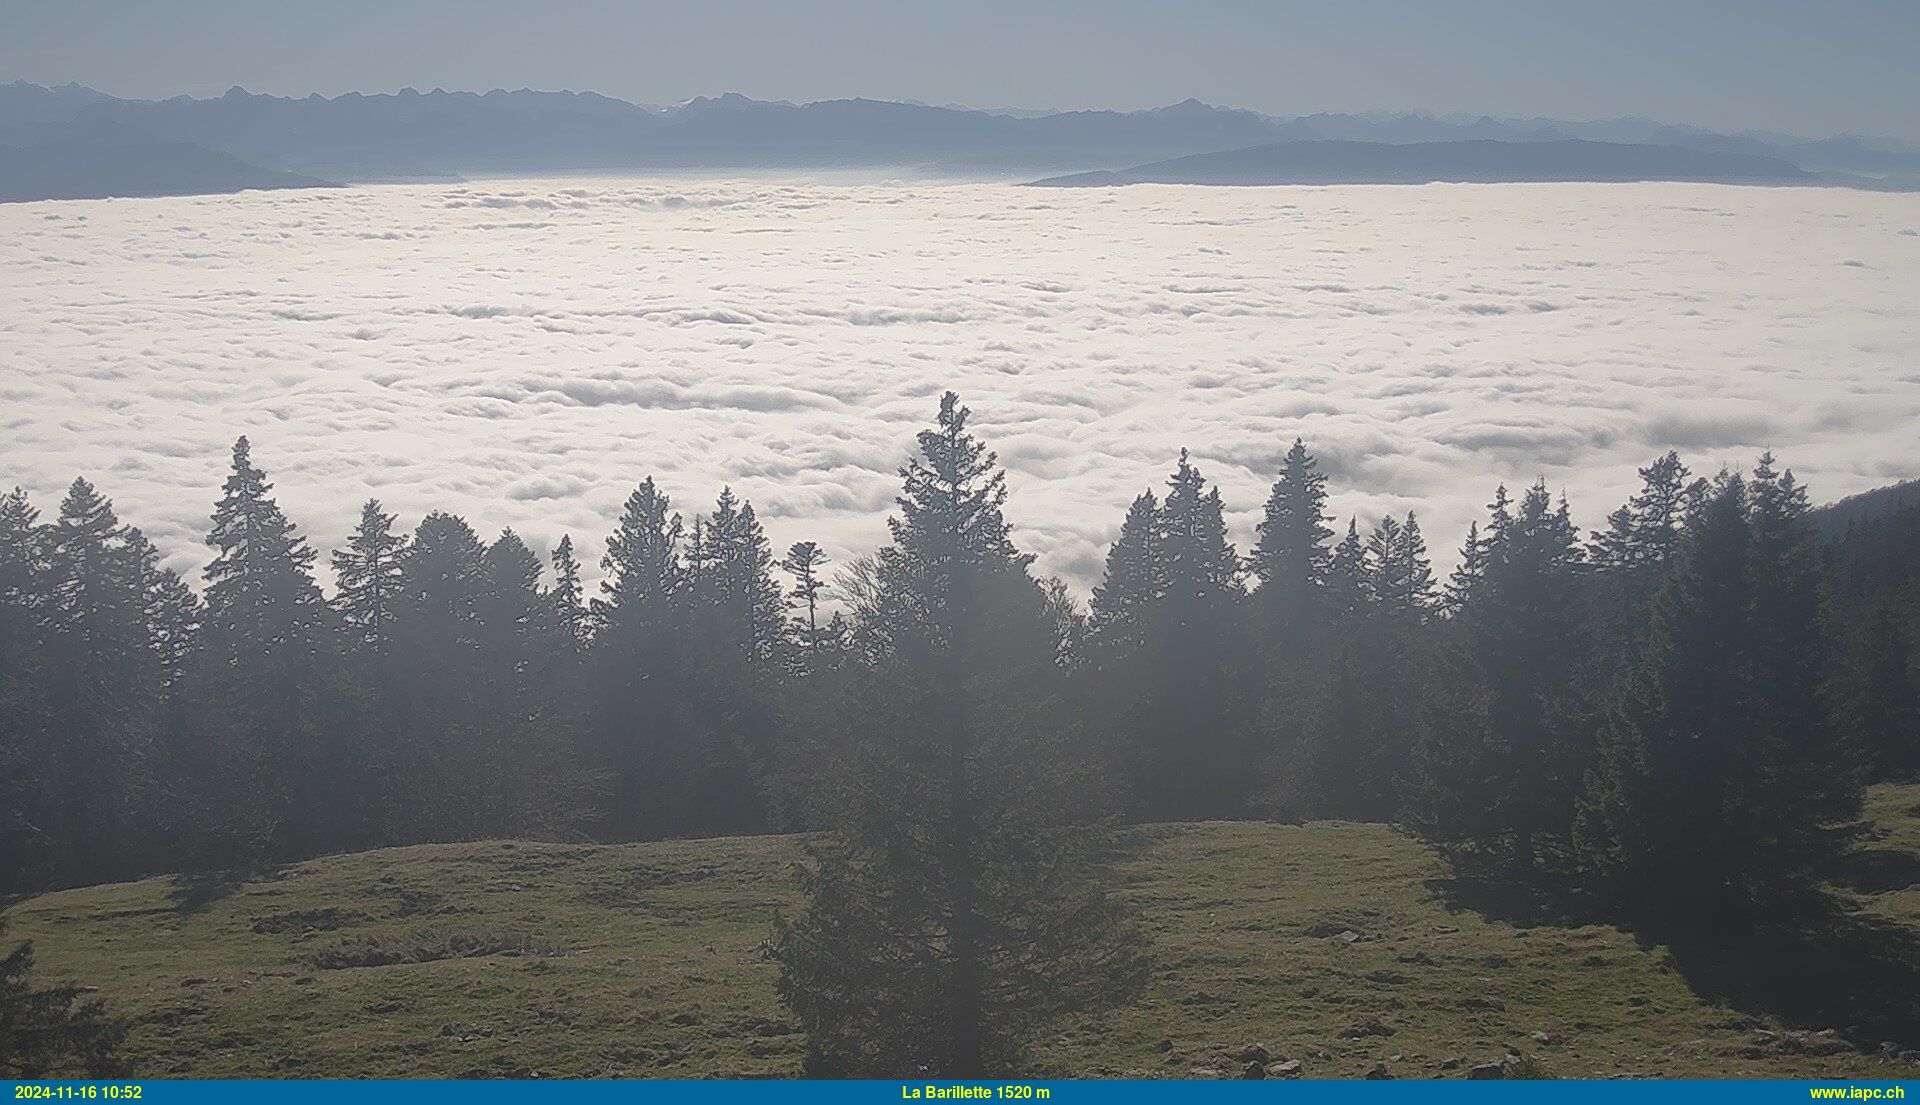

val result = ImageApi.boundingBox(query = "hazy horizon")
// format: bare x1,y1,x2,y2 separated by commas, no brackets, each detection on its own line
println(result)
6,0,1919,141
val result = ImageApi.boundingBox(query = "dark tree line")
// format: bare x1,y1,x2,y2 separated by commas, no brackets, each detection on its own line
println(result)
2,396,1914,1073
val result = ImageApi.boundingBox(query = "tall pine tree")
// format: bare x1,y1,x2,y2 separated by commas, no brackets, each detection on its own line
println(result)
776,393,1147,1076
189,438,344,861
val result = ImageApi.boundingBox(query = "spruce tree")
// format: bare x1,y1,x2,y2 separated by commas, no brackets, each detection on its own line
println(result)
0,920,124,1077
1576,462,1861,915
1442,520,1485,616
1588,451,1697,570
1325,517,1369,619
1145,451,1254,817
593,478,684,643
1286,514,1433,822
589,478,688,838
331,500,408,654
1584,454,1708,675
37,480,161,883
388,512,489,837
776,393,1147,1076
1410,480,1588,875
1251,438,1333,636
548,535,588,649
469,528,580,837
1838,604,1920,780
1364,512,1435,619
692,488,787,665
1086,491,1161,659
781,541,831,665
0,489,49,889
678,489,788,835
192,437,343,861
130,531,199,692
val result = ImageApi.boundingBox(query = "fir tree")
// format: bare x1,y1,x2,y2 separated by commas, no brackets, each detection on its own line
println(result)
1364,512,1435,618
777,393,1147,1076
1324,517,1370,619
389,512,489,837
470,528,580,837
692,488,787,665
1442,520,1485,616
593,478,684,643
36,480,160,882
0,920,124,1078
1410,480,1588,876
1086,491,1161,659
1251,438,1333,634
678,489,788,835
129,531,199,691
192,437,342,861
589,478,688,838
1576,464,1861,915
548,535,587,649
0,489,49,888
781,541,831,663
331,500,408,653
1838,604,1920,779
1588,451,1696,570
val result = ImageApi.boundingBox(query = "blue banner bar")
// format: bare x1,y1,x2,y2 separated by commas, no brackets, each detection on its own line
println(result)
5,1081,1916,1103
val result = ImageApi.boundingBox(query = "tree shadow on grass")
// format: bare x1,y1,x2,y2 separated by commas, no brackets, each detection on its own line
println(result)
1647,904,1920,1049
1429,871,1920,1051
165,869,251,915
1425,870,1603,930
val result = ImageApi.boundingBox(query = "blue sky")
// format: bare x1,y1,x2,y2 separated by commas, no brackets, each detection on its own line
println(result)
4,0,1918,138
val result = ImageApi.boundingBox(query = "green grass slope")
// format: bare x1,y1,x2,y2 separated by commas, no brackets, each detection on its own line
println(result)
9,786,1920,1079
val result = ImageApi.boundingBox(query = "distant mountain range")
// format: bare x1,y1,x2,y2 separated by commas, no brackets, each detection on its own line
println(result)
0,137,332,202
1026,139,1819,188
4,80,1919,202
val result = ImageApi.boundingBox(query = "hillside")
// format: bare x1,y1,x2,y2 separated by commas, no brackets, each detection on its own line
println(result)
0,138,335,203
8,785,1920,1079
1815,479,1920,539
1026,140,1818,188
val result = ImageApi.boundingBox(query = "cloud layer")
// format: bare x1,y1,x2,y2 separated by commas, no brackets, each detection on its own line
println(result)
2,179,1917,594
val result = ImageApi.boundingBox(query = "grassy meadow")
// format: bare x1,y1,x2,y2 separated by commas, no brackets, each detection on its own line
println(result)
8,786,1920,1079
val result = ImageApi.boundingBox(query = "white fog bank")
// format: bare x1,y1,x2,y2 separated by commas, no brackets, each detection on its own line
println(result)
2,179,1916,592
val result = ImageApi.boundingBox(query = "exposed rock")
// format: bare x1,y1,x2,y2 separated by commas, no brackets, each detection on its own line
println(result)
1242,1060,1266,1079
1154,1038,1174,1053
1268,1059,1303,1078
1366,1061,1392,1080
1467,1060,1508,1080
1235,1043,1270,1064
1530,1030,1568,1046
1341,1018,1396,1039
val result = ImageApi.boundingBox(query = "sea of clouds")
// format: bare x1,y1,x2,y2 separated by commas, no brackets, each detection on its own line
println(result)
2,178,1917,596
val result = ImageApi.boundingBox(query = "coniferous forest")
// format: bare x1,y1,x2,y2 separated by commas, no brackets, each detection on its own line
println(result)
3,392,1918,1077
